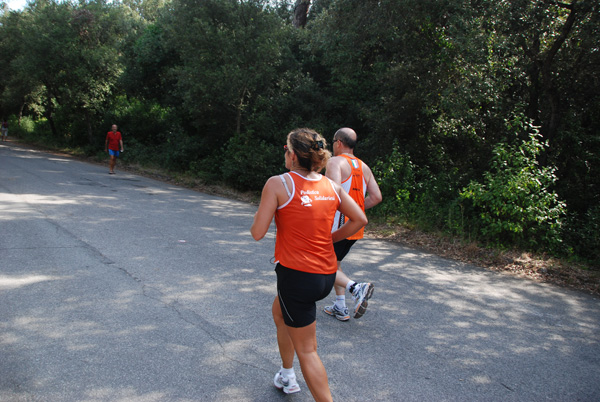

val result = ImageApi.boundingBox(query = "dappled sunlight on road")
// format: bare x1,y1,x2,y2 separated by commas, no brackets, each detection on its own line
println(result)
0,274,63,290
315,237,600,398
81,388,169,402
202,199,259,218
9,194,84,205
0,145,59,160
0,263,257,400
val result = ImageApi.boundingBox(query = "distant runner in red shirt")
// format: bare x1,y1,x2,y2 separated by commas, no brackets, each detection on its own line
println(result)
1,119,8,141
105,124,124,174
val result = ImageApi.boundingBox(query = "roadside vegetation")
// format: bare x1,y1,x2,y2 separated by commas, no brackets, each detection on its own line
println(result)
1,0,598,293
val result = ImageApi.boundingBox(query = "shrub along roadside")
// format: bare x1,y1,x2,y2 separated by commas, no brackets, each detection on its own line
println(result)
371,118,597,269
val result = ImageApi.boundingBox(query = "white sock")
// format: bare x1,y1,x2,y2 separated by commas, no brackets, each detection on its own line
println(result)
346,281,356,293
281,366,295,378
334,295,346,308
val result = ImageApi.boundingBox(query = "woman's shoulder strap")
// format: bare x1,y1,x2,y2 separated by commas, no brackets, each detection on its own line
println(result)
279,173,292,198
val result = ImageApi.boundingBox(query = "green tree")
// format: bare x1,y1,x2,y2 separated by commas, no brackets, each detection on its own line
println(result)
165,0,288,140
460,117,566,250
0,9,39,121
120,22,176,103
1,0,130,144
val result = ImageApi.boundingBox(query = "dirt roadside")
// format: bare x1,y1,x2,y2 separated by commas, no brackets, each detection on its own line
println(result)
366,223,599,298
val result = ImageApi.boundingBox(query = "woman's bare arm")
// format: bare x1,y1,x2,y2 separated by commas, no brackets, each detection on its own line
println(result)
251,177,281,240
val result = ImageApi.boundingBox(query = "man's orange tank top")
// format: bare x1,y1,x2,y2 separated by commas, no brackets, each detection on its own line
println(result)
332,154,366,240
274,172,340,275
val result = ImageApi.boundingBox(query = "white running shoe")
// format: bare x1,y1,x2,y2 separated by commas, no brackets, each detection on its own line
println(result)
273,370,301,394
352,282,375,319
323,304,351,321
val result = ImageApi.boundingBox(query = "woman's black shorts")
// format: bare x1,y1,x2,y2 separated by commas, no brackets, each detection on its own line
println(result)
276,263,336,328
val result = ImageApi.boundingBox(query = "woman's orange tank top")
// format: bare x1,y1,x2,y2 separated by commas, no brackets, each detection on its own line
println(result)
274,172,340,275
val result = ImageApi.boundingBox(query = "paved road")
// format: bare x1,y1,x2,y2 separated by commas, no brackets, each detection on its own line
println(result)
1,142,599,402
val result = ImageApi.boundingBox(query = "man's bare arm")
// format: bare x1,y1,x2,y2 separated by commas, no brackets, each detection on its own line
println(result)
363,163,382,210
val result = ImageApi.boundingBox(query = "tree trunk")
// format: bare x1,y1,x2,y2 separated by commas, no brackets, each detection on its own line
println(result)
539,1,578,147
236,86,248,135
19,101,25,127
44,94,58,138
537,1,579,165
85,110,94,144
293,0,311,28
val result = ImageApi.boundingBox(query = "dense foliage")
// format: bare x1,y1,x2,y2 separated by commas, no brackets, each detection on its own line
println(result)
1,0,598,266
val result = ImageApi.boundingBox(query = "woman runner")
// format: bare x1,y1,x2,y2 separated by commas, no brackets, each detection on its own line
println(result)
251,128,367,402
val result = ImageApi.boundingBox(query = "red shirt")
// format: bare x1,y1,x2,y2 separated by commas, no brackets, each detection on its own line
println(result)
274,172,341,275
106,131,122,151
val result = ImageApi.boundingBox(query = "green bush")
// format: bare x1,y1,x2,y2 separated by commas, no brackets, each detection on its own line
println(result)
221,131,283,191
371,144,417,220
161,131,203,172
103,96,176,147
8,116,36,139
459,120,566,251
120,137,158,166
373,144,462,233
13,117,54,146
412,171,463,232
372,144,463,233
563,205,600,266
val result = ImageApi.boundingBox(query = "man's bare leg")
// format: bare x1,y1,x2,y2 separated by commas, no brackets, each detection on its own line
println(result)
109,155,116,173
328,262,375,319
334,262,351,295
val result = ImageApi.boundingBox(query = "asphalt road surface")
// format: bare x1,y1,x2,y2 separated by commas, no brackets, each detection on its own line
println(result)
1,142,599,402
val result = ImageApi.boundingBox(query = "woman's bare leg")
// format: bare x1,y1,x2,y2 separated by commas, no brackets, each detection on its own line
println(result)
287,322,332,402
272,297,294,368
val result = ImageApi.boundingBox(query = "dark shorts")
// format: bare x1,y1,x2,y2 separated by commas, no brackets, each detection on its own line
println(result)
109,149,120,157
333,239,358,262
276,264,336,328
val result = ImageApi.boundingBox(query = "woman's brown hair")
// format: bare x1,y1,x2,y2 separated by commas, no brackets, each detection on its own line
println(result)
287,128,331,172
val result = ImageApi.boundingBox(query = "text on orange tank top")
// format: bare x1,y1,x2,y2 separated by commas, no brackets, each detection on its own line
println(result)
274,172,341,275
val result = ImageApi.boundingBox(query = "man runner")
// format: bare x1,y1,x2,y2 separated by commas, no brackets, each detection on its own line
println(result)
105,124,124,174
324,127,382,321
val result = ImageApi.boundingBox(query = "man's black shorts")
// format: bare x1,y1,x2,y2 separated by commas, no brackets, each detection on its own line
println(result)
275,264,335,328
333,239,358,262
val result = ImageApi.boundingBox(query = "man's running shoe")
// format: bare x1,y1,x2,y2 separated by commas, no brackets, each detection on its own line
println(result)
323,304,350,321
273,370,301,394
352,282,375,319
